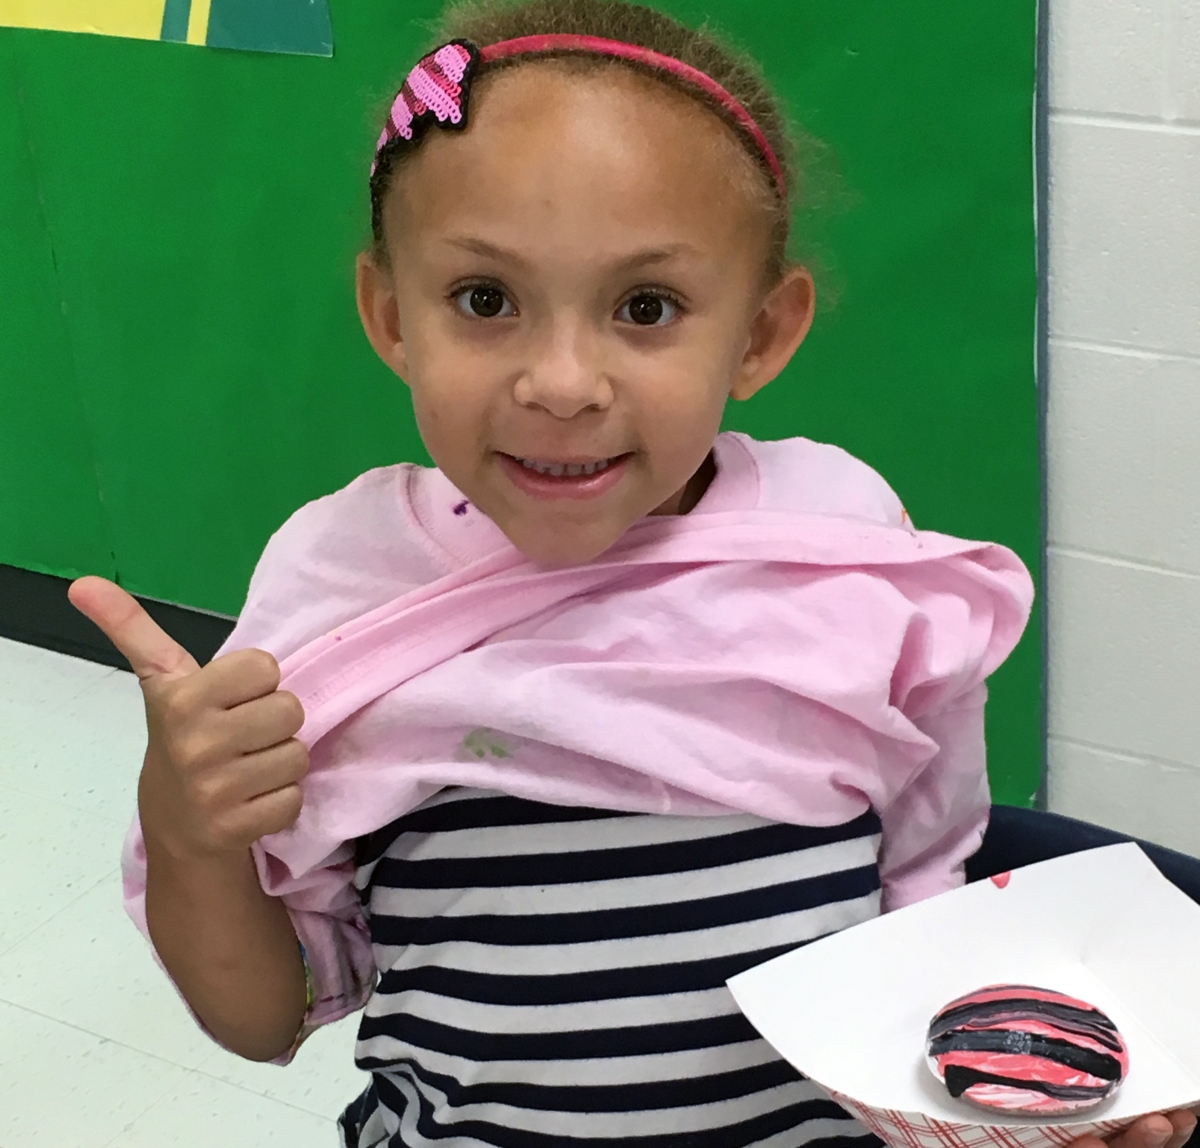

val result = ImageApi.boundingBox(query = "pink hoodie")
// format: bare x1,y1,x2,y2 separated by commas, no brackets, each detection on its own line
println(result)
122,432,1034,1063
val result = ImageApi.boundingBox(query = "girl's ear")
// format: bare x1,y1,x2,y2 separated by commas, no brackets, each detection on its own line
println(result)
356,251,411,381
729,265,816,402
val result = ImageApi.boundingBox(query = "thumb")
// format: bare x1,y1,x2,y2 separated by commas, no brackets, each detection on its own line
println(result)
68,576,202,682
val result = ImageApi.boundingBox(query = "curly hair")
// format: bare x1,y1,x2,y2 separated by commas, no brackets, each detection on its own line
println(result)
369,0,835,288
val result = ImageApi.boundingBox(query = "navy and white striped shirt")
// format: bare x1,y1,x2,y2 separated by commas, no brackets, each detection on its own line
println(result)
338,788,886,1148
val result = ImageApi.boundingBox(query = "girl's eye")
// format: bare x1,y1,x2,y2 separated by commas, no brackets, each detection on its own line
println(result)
453,284,514,319
618,292,681,327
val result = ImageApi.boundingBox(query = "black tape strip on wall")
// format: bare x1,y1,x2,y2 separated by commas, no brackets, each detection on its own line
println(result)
0,563,235,671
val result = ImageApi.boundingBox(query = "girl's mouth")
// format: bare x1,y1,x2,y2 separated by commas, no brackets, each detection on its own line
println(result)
498,452,633,500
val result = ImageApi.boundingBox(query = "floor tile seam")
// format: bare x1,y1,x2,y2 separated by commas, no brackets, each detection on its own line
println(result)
0,864,121,959
0,636,122,673
0,777,133,829
0,993,202,1077
148,1059,346,1123
90,1062,226,1148
189,1029,368,1116
3,657,141,726
0,656,120,718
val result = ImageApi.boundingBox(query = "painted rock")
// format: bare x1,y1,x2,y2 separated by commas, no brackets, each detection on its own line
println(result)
926,984,1129,1115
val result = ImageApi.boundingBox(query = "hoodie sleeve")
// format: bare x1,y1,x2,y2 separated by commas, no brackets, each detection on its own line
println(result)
120,819,376,1064
117,470,422,1063
875,683,992,912
872,521,1034,913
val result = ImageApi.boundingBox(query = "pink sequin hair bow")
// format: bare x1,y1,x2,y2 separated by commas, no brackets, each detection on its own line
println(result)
371,34,786,200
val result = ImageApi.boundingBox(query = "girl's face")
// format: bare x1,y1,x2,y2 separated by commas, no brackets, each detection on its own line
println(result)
358,62,815,566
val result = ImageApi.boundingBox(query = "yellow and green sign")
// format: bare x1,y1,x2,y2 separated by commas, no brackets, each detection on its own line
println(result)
0,0,332,55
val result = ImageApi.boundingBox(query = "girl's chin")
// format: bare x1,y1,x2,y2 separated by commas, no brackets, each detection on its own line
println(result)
502,514,635,568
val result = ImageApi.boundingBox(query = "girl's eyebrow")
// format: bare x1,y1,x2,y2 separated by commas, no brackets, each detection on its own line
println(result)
610,244,702,273
443,236,701,273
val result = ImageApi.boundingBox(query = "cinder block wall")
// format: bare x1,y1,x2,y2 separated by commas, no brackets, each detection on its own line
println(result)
1046,0,1200,854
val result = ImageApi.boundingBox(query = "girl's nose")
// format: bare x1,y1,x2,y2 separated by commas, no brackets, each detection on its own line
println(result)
513,324,614,419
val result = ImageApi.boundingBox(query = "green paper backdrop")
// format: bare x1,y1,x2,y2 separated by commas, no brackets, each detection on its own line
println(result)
0,1,1041,804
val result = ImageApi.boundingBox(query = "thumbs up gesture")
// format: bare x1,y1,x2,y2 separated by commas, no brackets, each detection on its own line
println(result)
68,576,309,861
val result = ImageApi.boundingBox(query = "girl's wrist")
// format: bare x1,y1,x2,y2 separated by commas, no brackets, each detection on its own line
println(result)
143,832,260,897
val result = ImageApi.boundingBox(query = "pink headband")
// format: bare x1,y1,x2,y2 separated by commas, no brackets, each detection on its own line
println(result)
372,34,786,200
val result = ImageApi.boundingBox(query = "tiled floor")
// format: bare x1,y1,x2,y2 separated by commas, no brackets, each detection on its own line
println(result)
0,636,369,1147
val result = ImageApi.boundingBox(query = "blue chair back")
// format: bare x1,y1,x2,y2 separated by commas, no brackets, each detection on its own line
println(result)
966,805,1200,906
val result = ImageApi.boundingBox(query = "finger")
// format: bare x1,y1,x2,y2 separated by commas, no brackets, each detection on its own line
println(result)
211,690,307,757
68,576,200,682
223,739,309,805
1065,1136,1107,1148
1166,1109,1198,1148
1111,1115,1176,1148
227,782,306,844
196,647,288,712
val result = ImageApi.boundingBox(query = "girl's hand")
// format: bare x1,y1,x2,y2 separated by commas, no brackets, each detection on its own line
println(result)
68,576,310,861
1069,1109,1200,1148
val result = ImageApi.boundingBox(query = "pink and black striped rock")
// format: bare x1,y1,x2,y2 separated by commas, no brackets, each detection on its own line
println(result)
926,984,1130,1115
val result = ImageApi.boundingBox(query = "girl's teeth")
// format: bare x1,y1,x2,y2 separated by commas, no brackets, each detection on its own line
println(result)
518,457,615,477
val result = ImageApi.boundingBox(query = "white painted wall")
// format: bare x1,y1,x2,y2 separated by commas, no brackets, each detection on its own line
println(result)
1046,0,1200,854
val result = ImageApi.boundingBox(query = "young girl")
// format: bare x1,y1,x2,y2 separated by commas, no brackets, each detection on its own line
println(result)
70,2,1198,1147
